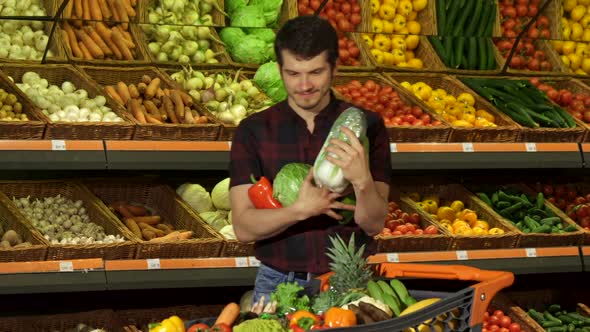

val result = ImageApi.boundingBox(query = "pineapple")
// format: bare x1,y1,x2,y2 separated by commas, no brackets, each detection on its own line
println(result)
326,233,373,293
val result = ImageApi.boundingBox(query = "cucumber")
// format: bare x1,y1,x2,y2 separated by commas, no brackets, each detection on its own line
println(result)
452,0,476,36
313,107,367,193
381,291,402,317
367,280,385,303
467,37,477,69
437,0,447,35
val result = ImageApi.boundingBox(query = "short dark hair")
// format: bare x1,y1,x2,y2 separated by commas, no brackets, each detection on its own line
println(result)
274,15,339,68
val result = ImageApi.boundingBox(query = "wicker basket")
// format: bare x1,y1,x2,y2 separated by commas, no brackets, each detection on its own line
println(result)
376,197,453,253
26,309,118,332
470,183,585,248
495,39,567,77
488,293,550,332
0,63,136,140
332,72,452,142
432,0,501,37
0,180,137,260
505,288,590,332
0,196,47,262
401,183,520,250
79,65,222,141
138,0,226,26
0,72,46,140
385,73,521,142
117,305,225,331
432,37,503,75
0,316,29,332
82,179,224,259
363,35,446,73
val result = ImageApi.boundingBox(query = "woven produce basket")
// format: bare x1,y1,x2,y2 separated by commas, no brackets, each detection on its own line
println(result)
161,67,273,142
82,179,224,259
0,316,28,332
505,288,590,332
432,0,501,38
385,73,521,142
27,309,118,332
0,180,137,260
363,35,445,73
0,72,46,140
80,65,222,140
117,305,225,331
332,72,452,142
488,293,548,332
0,196,47,262
470,183,585,248
376,197,453,253
137,0,230,68
401,183,520,250
495,39,567,77
433,37,502,75
0,63,136,140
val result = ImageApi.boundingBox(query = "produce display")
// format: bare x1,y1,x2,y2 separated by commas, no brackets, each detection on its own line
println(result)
554,0,590,75
109,200,194,242
11,71,123,123
462,77,577,128
483,309,521,332
532,182,590,231
408,192,504,235
526,303,590,331
430,0,498,70
399,80,498,127
365,0,427,68
0,88,28,122
0,224,31,248
379,200,439,236
169,67,272,125
476,189,579,234
333,79,440,127
61,0,139,61
0,1,52,61
12,195,126,244
144,0,224,64
104,74,209,124
496,0,553,71
528,78,590,124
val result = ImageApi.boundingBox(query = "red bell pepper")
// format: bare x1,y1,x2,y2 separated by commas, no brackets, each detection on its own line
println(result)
248,175,282,209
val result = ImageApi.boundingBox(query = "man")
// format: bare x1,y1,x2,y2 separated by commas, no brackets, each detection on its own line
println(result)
229,15,391,306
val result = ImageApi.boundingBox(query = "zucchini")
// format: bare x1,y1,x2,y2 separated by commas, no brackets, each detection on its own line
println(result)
483,0,497,36
452,0,476,36
465,0,483,36
437,0,447,35
444,0,463,36
429,36,449,66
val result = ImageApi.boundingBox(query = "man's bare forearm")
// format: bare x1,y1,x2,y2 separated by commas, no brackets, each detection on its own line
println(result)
352,180,389,236
233,205,304,242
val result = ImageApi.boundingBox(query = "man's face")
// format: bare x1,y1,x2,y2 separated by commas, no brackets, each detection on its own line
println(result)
279,50,335,113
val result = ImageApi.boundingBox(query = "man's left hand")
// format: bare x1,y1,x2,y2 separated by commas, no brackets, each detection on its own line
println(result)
324,127,371,188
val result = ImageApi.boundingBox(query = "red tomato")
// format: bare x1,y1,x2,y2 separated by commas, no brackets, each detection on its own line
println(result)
484,311,490,321
560,90,573,106
489,324,500,332
420,113,431,124
500,316,512,328
396,225,408,233
411,107,423,117
405,223,416,232
527,58,540,71
188,323,211,332
503,6,517,18
583,111,590,123
528,5,538,17
547,89,559,102
414,229,424,234
508,323,521,332
211,324,232,332
527,27,540,38
516,4,528,16
540,29,550,39
409,213,421,224
424,225,438,234
493,310,505,319
529,78,540,86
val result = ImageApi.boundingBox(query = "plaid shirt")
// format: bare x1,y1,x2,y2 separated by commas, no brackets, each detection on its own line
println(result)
229,95,391,274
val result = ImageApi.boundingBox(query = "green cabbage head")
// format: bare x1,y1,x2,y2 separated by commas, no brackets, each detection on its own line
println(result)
272,163,311,207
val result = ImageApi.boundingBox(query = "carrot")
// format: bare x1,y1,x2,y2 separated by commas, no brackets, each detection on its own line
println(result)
137,222,165,237
113,203,135,218
155,223,174,234
141,75,152,85
114,0,129,29
178,91,193,107
105,85,124,104
63,23,83,58
82,0,91,20
124,218,142,238
162,96,179,123
137,82,147,94
170,90,185,121
145,114,163,124
128,84,139,98
106,0,120,21
141,229,157,240
83,26,112,56
64,0,74,18
75,28,105,59
184,106,196,124
89,0,103,20
215,303,240,326
129,0,136,6
61,29,70,51
78,41,93,59
128,215,161,225
129,98,146,123
111,28,133,60
116,81,131,104
98,0,112,20
148,231,180,242
113,25,134,48
144,77,160,99
144,100,164,121
122,0,136,17
126,204,147,216
196,114,208,124
94,23,123,60
74,0,83,18
178,231,193,239
156,88,165,99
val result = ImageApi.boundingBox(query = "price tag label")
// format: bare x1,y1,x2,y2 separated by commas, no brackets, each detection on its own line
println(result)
390,143,398,153
248,257,261,267
456,250,469,260
227,142,232,149
525,248,537,258
525,143,537,152
462,143,474,152
51,140,67,151
146,258,161,270
386,253,400,263
59,261,73,272
235,257,248,267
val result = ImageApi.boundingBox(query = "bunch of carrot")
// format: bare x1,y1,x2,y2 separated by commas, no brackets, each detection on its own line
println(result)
105,74,209,125
110,201,194,242
61,0,138,60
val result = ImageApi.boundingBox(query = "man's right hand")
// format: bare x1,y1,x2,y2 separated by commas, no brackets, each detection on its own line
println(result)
292,169,356,221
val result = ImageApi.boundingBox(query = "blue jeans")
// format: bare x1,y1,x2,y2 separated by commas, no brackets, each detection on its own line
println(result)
251,263,313,309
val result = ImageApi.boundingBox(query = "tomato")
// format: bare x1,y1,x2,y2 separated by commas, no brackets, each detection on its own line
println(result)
409,212,421,224
527,58,540,71
580,216,590,228
493,310,505,319
540,60,552,71
528,5,538,17
489,324,500,332
516,4,528,16
396,225,408,233
188,323,211,332
583,111,590,123
527,27,540,38
546,89,559,102
508,323,521,332
500,316,512,328
503,6,516,18
484,312,490,320
533,50,546,60
529,78,540,86
211,324,232,332
560,90,573,106
424,225,438,234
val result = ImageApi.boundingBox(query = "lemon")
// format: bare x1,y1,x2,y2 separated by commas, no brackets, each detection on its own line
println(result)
407,20,421,34
405,35,420,49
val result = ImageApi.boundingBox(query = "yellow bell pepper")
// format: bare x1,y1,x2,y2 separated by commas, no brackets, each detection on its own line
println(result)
372,18,384,33
362,34,374,48
371,49,384,64
391,49,406,65
370,0,380,14
382,51,395,66
391,35,406,51
374,34,392,52
383,0,399,8
168,316,185,332
382,20,394,33
378,3,397,20
148,316,185,332
393,14,407,32
397,0,413,16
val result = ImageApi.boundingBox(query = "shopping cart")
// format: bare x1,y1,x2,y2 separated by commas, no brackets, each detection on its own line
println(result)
316,263,514,332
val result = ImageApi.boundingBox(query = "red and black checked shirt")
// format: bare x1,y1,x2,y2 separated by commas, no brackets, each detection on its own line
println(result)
229,95,391,274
